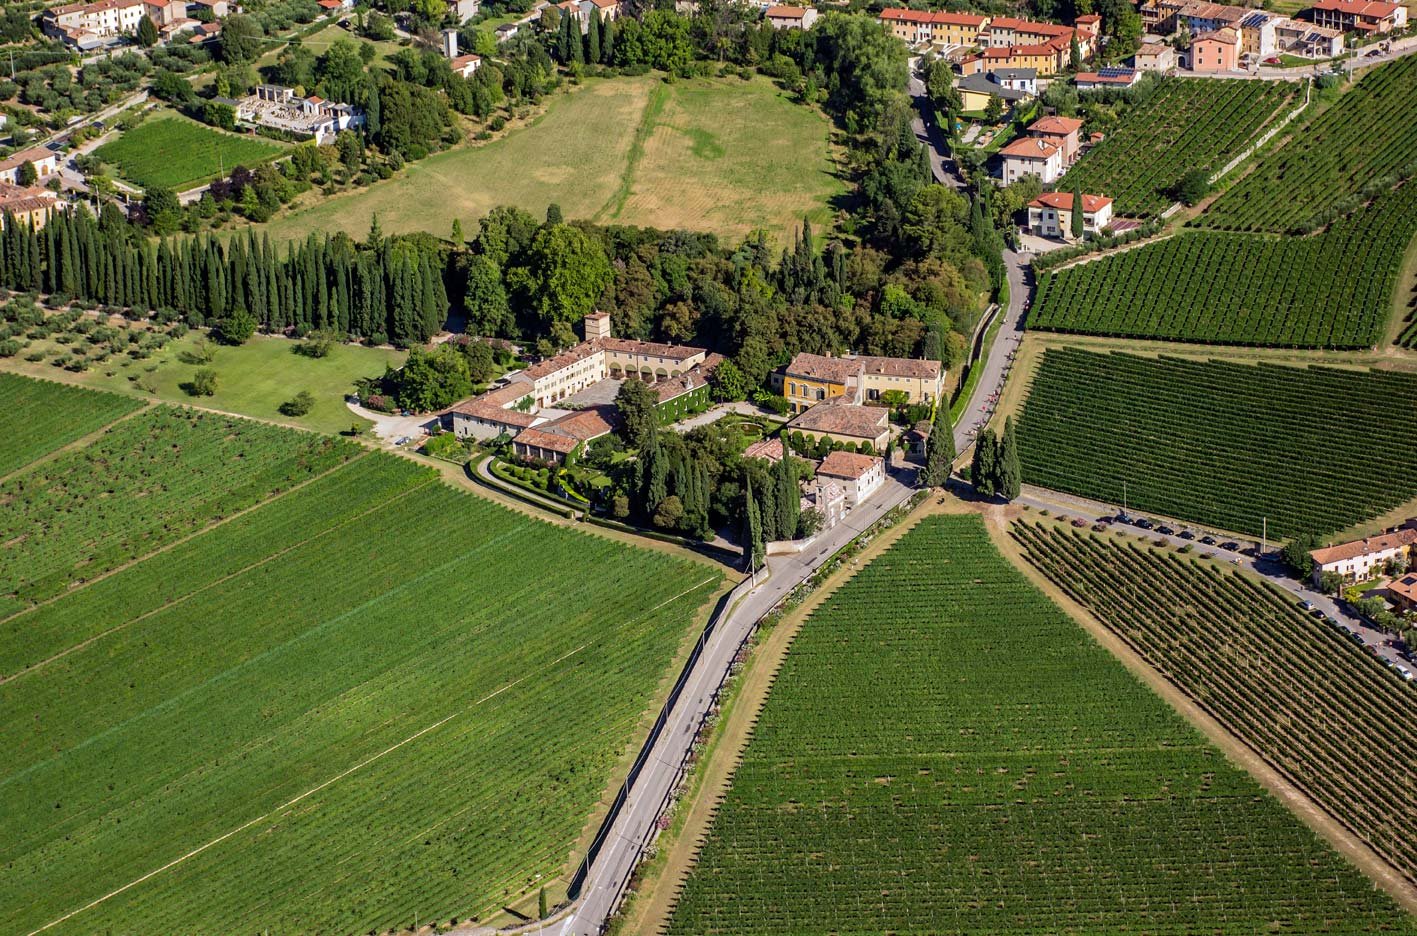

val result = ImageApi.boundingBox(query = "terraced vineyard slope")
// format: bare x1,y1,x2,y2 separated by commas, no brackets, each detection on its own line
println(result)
662,515,1414,934
1196,54,1417,233
1028,182,1416,348
0,415,722,935
1014,521,1417,888
1061,77,1297,218
0,373,142,477
1013,349,1417,539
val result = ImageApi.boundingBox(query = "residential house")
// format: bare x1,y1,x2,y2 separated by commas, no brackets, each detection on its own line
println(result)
188,19,220,41
1178,0,1249,35
1131,41,1177,71
962,41,1068,76
143,0,189,28
0,148,58,186
188,0,229,16
1238,10,1282,57
956,70,1033,111
1027,114,1084,164
999,135,1063,184
1074,66,1140,89
766,5,817,29
450,53,481,76
0,185,65,231
780,351,862,413
786,401,892,452
857,355,944,405
1388,573,1417,613
449,0,480,20
1274,18,1345,55
494,22,519,40
1026,191,1113,240
1304,0,1406,33
743,438,785,463
1191,26,1241,71
816,450,885,508
877,8,990,46
1309,527,1417,586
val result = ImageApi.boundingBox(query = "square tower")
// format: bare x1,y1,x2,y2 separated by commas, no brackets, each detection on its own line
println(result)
584,311,611,341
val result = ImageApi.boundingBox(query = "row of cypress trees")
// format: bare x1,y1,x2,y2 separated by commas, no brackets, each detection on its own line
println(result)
0,210,448,345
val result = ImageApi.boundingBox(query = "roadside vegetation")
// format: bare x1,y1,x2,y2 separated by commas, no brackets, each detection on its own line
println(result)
663,515,1414,934
1013,349,1417,539
1014,520,1417,889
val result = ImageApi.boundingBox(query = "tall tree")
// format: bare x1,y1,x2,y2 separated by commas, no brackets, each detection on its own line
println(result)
996,416,1022,501
921,400,956,486
615,377,660,450
1070,182,1085,241
774,455,799,541
587,9,601,65
971,427,998,498
137,14,158,46
742,477,764,573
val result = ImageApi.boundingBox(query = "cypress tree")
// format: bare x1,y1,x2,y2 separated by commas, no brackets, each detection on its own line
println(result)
742,478,764,573
921,399,956,487
1071,182,1085,241
774,455,799,541
601,15,614,63
996,416,1022,501
971,428,998,498
587,9,601,64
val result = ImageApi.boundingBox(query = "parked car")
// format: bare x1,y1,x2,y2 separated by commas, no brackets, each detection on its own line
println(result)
1200,535,1217,546
1220,541,1240,552
1179,530,1195,540
1157,526,1175,536
1135,518,1155,530
1301,600,1316,611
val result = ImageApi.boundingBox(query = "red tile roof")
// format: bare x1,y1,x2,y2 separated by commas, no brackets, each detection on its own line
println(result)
1310,0,1401,15
1029,115,1084,135
0,147,55,173
817,450,882,480
788,403,888,441
766,4,808,16
513,427,580,454
598,337,706,362
1389,573,1417,604
1075,69,1138,84
785,352,862,385
743,438,785,462
856,355,941,381
1030,191,1113,212
999,137,1061,160
1310,528,1417,566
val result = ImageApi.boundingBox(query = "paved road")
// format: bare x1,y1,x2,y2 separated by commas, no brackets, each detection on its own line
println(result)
1015,484,1412,670
908,60,963,190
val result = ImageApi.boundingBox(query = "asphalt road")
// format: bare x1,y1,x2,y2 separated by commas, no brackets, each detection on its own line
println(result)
1016,484,1413,670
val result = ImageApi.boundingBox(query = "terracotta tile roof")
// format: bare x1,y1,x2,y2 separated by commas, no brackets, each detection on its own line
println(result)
784,352,862,385
999,136,1061,160
542,405,616,442
766,4,808,16
1310,0,1401,14
1075,69,1138,84
513,427,580,454
0,148,56,173
1310,528,1417,566
879,8,988,25
1030,191,1113,212
523,340,602,380
1135,41,1172,55
856,355,941,381
1389,573,1417,604
742,438,785,462
987,16,1073,35
1193,25,1241,42
598,337,706,362
1030,115,1084,135
817,450,882,480
453,400,539,427
1179,0,1249,21
450,53,481,69
788,403,888,440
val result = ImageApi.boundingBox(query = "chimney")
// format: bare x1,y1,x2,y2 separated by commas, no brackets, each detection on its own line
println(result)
442,28,458,59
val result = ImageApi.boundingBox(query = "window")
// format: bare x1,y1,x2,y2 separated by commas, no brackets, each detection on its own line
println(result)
816,388,825,401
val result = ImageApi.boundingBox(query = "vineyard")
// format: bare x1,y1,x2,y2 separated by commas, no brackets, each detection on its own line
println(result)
1196,54,1417,233
1013,521,1417,888
0,446,722,934
662,516,1414,935
1029,182,1417,348
0,406,358,611
0,373,142,477
1062,78,1297,218
1013,349,1417,539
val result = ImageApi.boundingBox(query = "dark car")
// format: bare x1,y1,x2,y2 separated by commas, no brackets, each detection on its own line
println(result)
1220,541,1240,552
1200,535,1217,546
1348,631,1365,645
1157,526,1176,536
1179,530,1196,540
1135,518,1155,530
1241,546,1259,557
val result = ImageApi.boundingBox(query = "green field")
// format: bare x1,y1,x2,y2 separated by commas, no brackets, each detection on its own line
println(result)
1196,54,1417,233
664,515,1414,934
1013,349,1417,539
1,327,404,435
95,109,286,191
1029,182,1417,348
0,373,141,476
1015,521,1417,888
1063,78,1297,217
257,75,843,245
0,398,721,934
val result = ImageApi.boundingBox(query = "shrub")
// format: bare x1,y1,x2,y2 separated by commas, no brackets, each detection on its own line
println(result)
278,390,315,416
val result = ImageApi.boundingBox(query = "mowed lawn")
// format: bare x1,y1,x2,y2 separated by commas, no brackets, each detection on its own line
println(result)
259,75,843,246
95,110,287,191
0,330,402,435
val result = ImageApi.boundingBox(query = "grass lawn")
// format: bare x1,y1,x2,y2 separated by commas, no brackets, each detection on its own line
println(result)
255,74,844,246
0,330,402,435
95,109,287,191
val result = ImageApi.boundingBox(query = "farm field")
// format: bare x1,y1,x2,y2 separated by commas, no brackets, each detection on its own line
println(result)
0,406,358,611
255,75,842,246
1013,521,1417,888
1196,54,1417,233
1061,78,1297,217
0,373,141,476
1012,349,1417,539
0,326,405,435
663,515,1415,934
0,407,722,935
1029,182,1417,348
94,109,287,191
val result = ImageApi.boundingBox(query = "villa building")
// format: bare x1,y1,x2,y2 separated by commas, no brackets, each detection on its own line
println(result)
1309,527,1417,586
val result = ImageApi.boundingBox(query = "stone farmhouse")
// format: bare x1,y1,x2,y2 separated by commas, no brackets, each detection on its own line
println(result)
449,313,719,463
1310,527,1417,586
